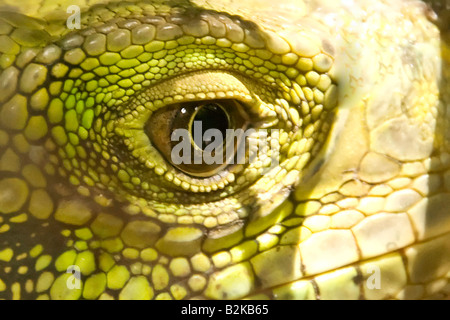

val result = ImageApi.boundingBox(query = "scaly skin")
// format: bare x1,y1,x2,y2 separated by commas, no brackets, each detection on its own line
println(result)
0,0,449,300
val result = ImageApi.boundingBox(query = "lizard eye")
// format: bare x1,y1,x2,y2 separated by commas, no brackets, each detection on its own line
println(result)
112,69,282,200
147,99,249,178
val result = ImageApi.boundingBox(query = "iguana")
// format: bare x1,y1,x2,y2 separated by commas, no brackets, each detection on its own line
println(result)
0,0,449,300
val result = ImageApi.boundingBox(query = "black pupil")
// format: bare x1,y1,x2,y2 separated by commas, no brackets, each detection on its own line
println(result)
192,104,229,150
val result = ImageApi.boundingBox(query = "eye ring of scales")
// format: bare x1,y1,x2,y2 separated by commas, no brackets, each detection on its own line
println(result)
0,0,449,300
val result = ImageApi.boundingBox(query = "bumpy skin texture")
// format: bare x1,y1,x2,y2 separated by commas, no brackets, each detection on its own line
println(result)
0,0,449,300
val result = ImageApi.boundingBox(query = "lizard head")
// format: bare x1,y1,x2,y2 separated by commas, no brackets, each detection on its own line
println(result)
0,0,449,300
